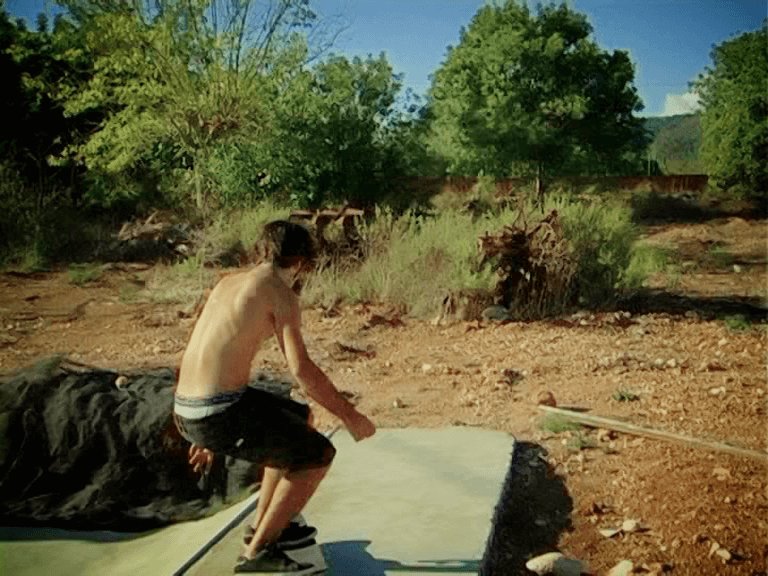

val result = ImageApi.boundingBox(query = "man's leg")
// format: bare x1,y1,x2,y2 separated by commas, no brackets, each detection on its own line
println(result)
247,409,316,534
242,463,330,559
248,466,284,533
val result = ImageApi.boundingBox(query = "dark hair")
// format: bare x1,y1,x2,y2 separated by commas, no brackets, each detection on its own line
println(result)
262,220,315,268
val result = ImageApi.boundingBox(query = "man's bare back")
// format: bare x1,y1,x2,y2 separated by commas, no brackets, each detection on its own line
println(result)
176,263,291,398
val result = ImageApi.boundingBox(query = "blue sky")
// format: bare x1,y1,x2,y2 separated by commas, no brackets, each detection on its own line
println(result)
6,0,767,116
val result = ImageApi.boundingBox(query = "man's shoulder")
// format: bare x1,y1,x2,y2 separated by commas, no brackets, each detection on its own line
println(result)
240,265,298,310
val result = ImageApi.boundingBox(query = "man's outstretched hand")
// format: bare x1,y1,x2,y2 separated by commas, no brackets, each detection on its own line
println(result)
345,411,376,442
188,443,214,476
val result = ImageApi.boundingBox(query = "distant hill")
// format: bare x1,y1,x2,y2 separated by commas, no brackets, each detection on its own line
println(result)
641,113,703,174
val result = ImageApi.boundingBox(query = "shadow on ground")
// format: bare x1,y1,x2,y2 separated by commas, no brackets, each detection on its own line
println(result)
617,290,767,322
0,526,146,542
478,441,573,575
322,540,480,575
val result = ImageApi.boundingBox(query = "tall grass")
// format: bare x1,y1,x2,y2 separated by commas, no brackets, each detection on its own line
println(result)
303,192,642,317
623,243,673,289
149,253,216,304
537,193,638,302
303,207,500,315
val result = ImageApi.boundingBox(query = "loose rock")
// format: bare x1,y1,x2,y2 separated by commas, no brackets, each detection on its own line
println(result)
525,552,584,576
708,541,720,557
606,560,634,576
599,527,622,538
715,548,732,562
622,519,641,533
537,391,557,407
596,429,615,442
115,375,129,389
526,552,564,575
712,467,730,479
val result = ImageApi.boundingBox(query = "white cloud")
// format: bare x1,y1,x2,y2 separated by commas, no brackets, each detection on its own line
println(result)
662,91,702,116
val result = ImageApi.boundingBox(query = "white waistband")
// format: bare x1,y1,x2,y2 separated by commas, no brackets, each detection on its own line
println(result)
173,389,245,419
173,402,233,419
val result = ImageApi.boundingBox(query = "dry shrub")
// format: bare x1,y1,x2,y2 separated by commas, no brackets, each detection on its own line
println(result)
478,209,578,319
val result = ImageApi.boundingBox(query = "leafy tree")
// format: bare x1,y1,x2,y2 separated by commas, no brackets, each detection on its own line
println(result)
0,7,107,259
210,52,410,208
55,0,347,210
426,1,645,190
0,10,95,187
694,21,768,203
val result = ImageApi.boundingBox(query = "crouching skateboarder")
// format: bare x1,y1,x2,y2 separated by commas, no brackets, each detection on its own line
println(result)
173,221,376,573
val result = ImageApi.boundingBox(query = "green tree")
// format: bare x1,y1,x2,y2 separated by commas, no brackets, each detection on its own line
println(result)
211,52,409,208
426,1,644,190
0,7,106,258
694,21,768,203
55,0,346,210
0,10,95,187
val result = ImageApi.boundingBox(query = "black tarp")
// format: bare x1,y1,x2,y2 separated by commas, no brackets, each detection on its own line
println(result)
0,358,288,531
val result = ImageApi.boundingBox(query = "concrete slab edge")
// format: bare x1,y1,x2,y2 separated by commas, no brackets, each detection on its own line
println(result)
172,490,261,576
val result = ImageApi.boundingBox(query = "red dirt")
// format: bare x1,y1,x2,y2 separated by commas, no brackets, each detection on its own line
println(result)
1,218,766,575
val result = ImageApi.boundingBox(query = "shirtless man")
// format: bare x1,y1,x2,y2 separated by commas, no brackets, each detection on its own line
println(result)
173,220,376,573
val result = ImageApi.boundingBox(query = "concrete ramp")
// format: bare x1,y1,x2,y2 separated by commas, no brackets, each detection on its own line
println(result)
188,428,515,576
1,428,515,576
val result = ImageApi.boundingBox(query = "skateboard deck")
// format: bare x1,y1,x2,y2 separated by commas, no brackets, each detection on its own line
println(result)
264,514,326,575
185,512,327,576
273,541,326,575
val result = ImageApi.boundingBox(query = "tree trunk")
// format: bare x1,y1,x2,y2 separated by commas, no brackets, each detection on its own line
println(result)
535,161,545,203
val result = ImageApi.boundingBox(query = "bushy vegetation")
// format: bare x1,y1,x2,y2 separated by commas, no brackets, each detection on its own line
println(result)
302,191,643,318
694,21,768,207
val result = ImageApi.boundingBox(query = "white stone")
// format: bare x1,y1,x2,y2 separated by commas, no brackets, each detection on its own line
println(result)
421,363,433,373
708,541,720,557
606,560,634,576
115,375,129,389
622,519,640,533
525,552,563,574
715,548,732,562
599,527,622,538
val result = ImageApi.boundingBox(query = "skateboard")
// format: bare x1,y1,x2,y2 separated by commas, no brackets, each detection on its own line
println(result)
240,514,326,576
278,542,326,576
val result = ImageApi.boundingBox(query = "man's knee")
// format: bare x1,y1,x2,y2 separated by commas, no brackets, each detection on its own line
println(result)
294,440,335,473
313,440,336,469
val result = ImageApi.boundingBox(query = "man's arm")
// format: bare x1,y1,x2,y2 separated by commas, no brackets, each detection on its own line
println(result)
273,295,374,440
279,313,356,419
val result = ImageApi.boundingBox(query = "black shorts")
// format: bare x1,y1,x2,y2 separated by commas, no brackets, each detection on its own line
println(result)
173,388,335,471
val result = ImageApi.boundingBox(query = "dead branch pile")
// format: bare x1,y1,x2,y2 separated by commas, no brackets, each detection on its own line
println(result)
289,206,366,266
117,211,190,250
97,211,192,262
478,209,578,319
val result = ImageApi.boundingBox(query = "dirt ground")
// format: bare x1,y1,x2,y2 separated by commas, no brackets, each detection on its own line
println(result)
1,216,766,575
